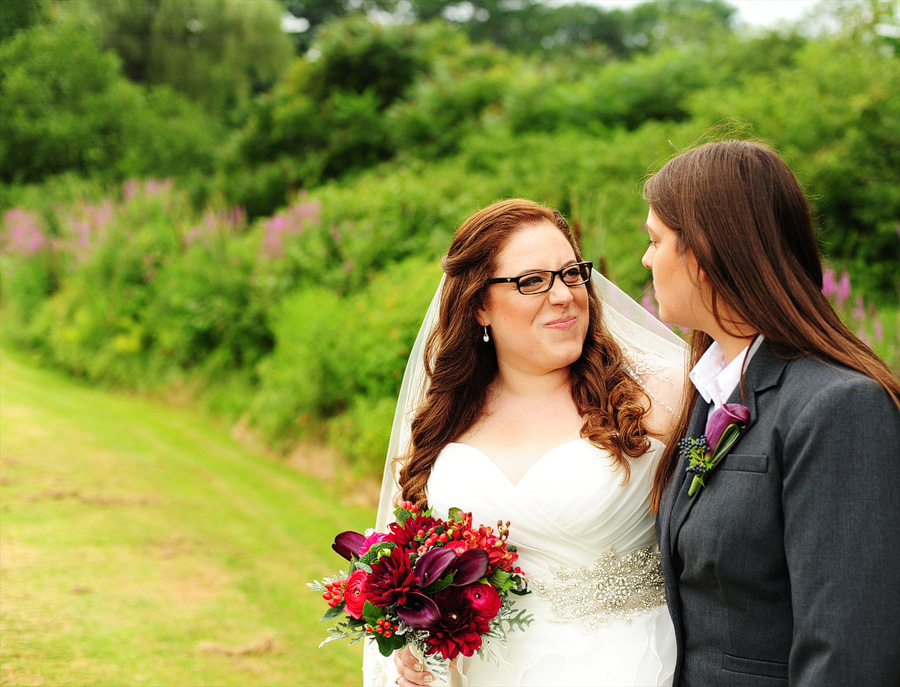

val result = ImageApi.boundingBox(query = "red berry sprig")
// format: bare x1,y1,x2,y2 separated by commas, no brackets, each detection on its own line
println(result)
322,579,347,607
366,619,400,638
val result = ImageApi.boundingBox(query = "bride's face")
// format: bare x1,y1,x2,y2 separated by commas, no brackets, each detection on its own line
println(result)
478,221,590,377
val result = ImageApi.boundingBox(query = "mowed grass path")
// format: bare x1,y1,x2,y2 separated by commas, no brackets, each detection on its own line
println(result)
0,348,372,686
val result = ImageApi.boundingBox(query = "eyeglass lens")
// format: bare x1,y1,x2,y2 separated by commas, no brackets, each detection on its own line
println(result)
519,263,591,294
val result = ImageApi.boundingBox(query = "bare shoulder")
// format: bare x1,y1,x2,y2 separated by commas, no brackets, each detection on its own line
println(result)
621,348,687,440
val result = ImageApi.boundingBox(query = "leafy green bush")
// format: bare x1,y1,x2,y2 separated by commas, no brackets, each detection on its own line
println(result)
4,181,273,389
0,208,55,347
326,395,400,479
249,256,442,456
26,182,184,384
147,206,272,378
388,41,517,158
687,36,900,299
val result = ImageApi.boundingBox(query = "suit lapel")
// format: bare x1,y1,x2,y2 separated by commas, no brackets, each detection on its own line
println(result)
664,340,789,554
666,400,710,554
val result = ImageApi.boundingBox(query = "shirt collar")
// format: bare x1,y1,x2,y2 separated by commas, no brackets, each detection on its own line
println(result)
690,335,764,407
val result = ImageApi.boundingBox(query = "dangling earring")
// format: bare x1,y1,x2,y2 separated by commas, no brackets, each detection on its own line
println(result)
482,325,490,343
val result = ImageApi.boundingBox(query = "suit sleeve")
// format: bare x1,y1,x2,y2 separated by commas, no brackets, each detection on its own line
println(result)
781,376,900,686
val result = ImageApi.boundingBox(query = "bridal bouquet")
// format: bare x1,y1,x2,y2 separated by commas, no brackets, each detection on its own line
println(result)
309,502,531,681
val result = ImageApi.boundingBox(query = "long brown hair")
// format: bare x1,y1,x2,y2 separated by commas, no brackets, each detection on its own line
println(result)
644,140,900,512
399,198,652,507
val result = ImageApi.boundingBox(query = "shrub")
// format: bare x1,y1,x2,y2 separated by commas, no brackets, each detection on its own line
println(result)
26,182,184,384
146,206,272,379
0,208,55,347
220,15,434,215
249,256,443,454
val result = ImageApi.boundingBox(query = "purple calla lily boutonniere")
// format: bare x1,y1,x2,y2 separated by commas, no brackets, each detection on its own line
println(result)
679,403,751,496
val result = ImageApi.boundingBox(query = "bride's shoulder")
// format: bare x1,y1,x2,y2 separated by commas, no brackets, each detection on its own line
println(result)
621,347,687,440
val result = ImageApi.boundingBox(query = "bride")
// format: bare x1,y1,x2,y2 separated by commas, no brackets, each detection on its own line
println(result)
365,199,687,686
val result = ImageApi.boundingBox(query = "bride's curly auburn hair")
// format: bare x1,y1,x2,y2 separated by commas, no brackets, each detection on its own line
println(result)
399,198,652,508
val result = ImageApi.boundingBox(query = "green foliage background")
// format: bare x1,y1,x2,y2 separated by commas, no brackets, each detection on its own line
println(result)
2,0,899,481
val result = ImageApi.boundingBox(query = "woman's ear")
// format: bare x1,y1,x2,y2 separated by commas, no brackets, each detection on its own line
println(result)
476,306,489,327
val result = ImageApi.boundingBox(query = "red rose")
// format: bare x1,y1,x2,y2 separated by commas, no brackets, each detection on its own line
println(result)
462,582,501,621
425,587,490,661
344,569,368,619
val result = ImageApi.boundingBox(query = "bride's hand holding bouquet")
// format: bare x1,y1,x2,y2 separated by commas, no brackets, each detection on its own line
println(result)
309,502,532,684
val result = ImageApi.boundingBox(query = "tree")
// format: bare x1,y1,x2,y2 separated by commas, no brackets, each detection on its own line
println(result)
219,15,433,215
84,0,294,120
0,0,46,43
0,9,220,183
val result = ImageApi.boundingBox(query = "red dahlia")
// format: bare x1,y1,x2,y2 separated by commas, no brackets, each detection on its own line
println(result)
425,587,490,660
388,515,438,550
363,547,416,606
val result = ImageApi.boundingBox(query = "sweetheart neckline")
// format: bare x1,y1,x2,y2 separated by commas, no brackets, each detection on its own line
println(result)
444,438,588,487
442,435,665,487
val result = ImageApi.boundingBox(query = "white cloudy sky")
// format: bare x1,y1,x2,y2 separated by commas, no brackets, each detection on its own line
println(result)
585,0,827,27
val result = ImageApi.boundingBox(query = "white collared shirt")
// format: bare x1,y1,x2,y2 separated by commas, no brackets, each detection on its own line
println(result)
690,336,764,416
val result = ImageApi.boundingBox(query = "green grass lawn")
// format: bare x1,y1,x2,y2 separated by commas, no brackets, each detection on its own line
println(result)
0,348,373,686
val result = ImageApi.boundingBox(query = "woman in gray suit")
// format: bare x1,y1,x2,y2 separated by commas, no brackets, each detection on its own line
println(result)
642,139,900,686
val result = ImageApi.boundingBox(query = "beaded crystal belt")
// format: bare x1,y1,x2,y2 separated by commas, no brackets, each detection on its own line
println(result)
531,545,666,632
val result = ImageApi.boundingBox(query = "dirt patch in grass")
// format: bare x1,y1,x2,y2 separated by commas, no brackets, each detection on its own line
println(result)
198,634,279,656
25,488,160,507
149,532,198,559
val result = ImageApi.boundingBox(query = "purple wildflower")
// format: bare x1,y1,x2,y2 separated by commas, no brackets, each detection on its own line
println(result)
836,272,851,307
821,268,837,298
2,208,46,256
853,296,865,320
260,194,322,259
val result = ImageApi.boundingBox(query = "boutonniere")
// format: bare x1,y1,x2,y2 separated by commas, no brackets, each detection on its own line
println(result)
679,403,750,496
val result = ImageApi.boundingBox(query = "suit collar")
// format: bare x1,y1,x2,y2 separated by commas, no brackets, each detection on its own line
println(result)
723,339,789,425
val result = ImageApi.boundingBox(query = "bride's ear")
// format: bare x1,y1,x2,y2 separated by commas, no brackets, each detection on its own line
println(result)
476,307,490,327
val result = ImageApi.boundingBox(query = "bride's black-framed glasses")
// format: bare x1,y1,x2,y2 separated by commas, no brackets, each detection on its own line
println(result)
485,261,593,295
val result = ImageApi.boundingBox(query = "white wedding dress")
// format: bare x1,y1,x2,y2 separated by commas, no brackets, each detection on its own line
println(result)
362,273,685,687
426,437,676,687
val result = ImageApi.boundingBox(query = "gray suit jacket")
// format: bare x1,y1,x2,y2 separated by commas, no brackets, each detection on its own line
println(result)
658,340,900,686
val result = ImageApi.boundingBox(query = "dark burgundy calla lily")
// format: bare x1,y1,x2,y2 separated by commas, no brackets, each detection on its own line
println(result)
415,547,457,587
395,547,492,631
332,530,366,560
449,548,489,586
396,592,441,629
706,403,750,449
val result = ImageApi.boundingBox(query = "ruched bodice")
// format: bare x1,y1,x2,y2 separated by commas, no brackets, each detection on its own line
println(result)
425,438,675,687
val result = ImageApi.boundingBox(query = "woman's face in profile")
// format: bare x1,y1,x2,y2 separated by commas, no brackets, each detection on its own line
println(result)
642,208,708,332
478,221,589,376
